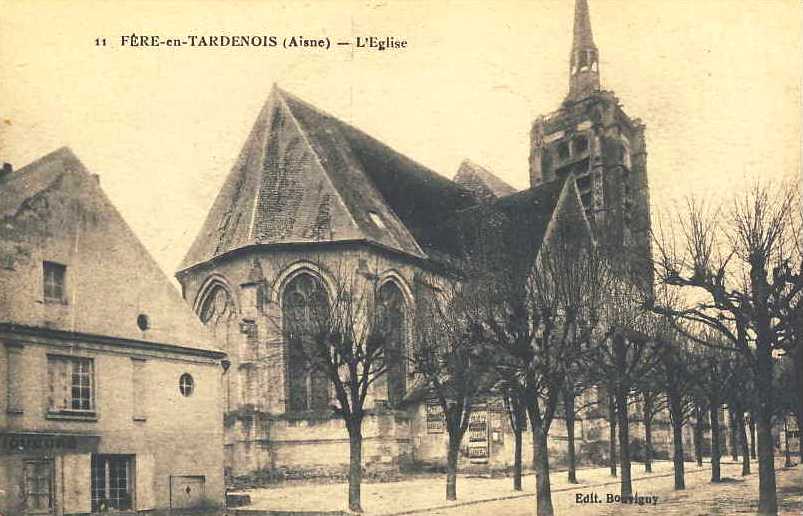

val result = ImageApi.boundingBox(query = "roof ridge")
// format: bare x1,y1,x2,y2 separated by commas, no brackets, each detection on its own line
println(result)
455,159,517,198
278,87,472,196
3,146,86,184
279,90,427,257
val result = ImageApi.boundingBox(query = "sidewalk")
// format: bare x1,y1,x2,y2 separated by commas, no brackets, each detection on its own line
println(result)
233,460,736,515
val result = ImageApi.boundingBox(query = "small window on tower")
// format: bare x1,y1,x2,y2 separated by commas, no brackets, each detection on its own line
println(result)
580,192,593,210
576,175,592,192
574,135,589,155
557,142,570,161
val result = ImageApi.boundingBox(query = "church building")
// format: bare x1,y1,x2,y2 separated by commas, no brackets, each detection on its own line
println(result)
177,0,655,480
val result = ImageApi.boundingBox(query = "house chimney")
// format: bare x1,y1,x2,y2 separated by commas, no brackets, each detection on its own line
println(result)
1,163,12,179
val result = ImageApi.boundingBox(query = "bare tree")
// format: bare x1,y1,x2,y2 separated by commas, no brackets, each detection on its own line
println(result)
636,387,667,473
559,372,594,483
281,265,391,513
500,380,528,491
643,287,700,489
412,275,495,502
474,226,607,516
689,339,736,483
657,338,697,488
586,273,661,498
652,182,801,514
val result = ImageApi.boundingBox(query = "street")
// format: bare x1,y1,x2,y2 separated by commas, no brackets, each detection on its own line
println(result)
426,462,802,516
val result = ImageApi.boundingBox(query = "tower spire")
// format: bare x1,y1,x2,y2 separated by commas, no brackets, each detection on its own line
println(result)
567,0,600,102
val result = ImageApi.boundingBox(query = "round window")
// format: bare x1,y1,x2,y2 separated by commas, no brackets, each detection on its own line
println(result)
179,373,194,397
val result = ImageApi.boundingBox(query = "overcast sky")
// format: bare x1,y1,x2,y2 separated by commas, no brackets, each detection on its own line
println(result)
1,0,799,278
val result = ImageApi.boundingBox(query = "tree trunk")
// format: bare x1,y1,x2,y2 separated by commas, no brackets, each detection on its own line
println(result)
710,400,721,482
563,386,578,484
613,335,632,497
784,417,793,467
532,423,555,516
446,434,460,501
668,389,686,490
728,405,739,461
795,346,803,461
749,413,757,459
756,344,778,515
608,391,617,477
615,386,632,496
508,394,525,491
735,403,751,476
347,420,363,512
513,426,523,491
643,396,653,473
694,403,705,468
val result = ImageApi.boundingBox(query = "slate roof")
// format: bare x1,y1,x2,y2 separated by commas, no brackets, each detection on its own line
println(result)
453,159,517,202
180,87,480,272
0,147,221,354
180,87,581,275
432,175,571,277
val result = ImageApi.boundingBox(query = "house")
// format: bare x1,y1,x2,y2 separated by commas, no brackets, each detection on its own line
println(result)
0,148,227,514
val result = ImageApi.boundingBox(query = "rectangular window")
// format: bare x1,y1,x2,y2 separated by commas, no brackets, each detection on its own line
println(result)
43,262,66,303
131,358,146,421
24,459,54,513
48,355,94,415
91,455,134,512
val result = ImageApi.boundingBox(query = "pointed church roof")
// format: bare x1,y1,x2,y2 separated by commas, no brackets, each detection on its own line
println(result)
453,159,517,202
572,0,597,51
180,87,479,271
0,147,221,354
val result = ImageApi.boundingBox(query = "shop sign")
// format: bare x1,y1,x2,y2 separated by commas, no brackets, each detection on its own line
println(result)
0,432,99,454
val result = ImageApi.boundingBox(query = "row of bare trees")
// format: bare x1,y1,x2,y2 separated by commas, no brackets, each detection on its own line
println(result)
284,180,799,514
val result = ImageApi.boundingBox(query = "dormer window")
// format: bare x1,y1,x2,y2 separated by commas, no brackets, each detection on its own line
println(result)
43,262,66,303
368,211,386,229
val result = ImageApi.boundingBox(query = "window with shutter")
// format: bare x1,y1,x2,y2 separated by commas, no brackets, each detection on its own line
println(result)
24,459,54,513
6,344,24,414
47,355,95,418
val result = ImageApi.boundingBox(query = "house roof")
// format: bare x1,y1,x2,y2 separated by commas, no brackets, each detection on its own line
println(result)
0,147,221,355
453,159,517,201
179,87,479,272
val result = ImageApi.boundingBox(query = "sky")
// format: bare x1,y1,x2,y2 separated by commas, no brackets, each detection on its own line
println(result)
0,0,800,278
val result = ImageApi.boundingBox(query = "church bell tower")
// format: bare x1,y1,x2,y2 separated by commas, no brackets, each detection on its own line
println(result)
528,0,652,275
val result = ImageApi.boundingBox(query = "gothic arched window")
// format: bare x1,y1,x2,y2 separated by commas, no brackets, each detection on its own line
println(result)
282,273,330,412
377,282,407,406
199,285,235,325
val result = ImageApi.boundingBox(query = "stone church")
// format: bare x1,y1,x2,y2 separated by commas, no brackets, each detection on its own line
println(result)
176,0,655,479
